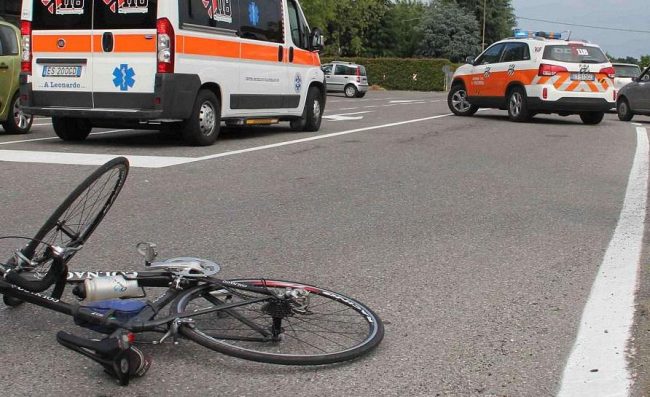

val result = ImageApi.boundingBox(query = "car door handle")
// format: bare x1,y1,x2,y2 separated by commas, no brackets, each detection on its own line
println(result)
278,45,283,62
0,63,8,70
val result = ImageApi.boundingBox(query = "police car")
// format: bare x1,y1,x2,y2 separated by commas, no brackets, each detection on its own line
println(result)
448,30,616,125
19,0,325,146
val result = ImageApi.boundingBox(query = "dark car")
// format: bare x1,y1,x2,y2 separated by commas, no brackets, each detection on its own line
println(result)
617,66,650,121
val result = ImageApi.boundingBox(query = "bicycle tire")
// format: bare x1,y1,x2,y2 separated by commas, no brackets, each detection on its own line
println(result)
13,157,129,291
173,279,384,365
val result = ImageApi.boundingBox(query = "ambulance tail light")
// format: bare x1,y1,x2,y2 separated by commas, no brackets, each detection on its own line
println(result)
599,66,616,79
20,20,32,74
538,64,567,77
157,18,175,73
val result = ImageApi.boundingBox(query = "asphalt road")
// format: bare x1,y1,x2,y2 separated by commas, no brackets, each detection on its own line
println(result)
0,91,648,396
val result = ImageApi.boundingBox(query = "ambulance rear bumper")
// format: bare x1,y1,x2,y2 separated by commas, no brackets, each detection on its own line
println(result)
21,73,201,121
527,97,615,113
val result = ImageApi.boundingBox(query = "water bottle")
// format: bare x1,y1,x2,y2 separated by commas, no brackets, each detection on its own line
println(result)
74,275,143,301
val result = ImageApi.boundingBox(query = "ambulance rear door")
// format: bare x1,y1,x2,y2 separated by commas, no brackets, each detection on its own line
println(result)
92,0,158,110
30,0,94,109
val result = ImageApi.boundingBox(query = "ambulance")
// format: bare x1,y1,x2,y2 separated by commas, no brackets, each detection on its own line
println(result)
448,30,616,125
19,0,325,146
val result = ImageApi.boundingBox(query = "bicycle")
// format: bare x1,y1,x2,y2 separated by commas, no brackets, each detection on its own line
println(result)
0,157,384,385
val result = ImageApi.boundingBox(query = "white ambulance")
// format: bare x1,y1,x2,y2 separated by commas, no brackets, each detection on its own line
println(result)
19,0,325,146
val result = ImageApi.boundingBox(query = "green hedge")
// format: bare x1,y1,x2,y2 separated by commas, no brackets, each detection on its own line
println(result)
320,57,457,92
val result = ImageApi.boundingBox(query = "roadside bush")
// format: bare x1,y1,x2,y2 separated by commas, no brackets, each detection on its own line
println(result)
320,57,457,91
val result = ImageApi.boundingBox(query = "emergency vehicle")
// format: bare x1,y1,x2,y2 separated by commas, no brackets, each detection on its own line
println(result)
448,30,616,125
19,0,325,146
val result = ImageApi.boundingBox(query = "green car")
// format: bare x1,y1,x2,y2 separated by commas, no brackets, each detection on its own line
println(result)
0,20,32,134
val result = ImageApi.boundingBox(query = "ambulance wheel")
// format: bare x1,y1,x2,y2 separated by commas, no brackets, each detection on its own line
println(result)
182,90,221,146
507,87,531,122
290,86,323,132
617,99,634,121
52,117,92,141
448,84,478,116
579,112,604,125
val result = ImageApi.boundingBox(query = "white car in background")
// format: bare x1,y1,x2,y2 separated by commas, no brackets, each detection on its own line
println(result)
612,63,642,90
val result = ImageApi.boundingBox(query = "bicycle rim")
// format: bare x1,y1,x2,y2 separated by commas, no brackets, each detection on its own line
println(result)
23,157,129,277
174,279,384,365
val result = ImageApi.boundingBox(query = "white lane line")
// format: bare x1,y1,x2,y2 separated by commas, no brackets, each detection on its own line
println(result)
0,114,454,168
0,129,132,145
558,127,649,397
33,122,53,126
0,150,190,168
190,113,455,165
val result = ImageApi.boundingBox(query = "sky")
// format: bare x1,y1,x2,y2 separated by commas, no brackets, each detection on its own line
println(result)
511,0,648,59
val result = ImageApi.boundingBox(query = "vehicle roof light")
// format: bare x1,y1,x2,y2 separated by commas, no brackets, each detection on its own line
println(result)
513,29,563,40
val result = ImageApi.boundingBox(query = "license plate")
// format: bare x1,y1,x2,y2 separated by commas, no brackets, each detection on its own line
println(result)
42,65,82,77
571,72,594,81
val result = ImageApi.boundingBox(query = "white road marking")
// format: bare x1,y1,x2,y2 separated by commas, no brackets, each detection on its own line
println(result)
322,111,373,122
389,100,426,104
33,122,53,126
558,127,649,397
0,129,132,145
0,150,190,168
632,123,642,126
0,114,455,168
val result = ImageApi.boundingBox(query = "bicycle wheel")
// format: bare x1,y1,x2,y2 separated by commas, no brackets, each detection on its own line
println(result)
173,279,384,365
14,157,129,291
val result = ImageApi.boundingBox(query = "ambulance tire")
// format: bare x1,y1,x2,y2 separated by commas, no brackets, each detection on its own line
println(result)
290,86,323,132
448,84,478,116
507,87,531,122
617,98,634,121
52,117,92,141
182,90,221,146
579,112,604,125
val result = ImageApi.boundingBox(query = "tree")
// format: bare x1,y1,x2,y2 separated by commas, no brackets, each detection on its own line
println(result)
363,0,425,57
300,0,390,56
452,0,516,46
416,1,481,62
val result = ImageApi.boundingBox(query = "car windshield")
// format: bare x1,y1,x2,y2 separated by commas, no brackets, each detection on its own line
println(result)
614,65,641,78
542,45,608,64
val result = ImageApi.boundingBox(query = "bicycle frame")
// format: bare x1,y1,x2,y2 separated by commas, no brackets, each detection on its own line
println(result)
0,268,277,335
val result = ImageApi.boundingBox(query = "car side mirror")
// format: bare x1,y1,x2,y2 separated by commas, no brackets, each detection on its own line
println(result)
465,56,475,65
310,28,323,52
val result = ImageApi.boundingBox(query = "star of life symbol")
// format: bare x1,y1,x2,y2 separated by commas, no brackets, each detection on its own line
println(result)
507,64,516,76
248,1,260,26
113,64,136,92
41,0,84,15
202,0,233,23
102,0,149,14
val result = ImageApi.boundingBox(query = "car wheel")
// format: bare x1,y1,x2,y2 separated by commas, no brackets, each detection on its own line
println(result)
52,117,92,141
182,89,221,146
291,86,323,132
344,84,358,98
1,93,33,134
580,112,605,125
507,87,531,122
447,84,478,116
617,98,634,121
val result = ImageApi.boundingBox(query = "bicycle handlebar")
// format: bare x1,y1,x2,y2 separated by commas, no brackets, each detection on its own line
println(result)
4,246,66,293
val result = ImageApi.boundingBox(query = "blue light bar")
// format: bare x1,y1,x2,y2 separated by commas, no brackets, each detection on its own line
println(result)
513,29,563,40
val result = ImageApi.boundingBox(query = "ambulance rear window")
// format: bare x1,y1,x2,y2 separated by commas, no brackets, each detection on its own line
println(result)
32,0,92,30
94,0,157,30
542,45,608,64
